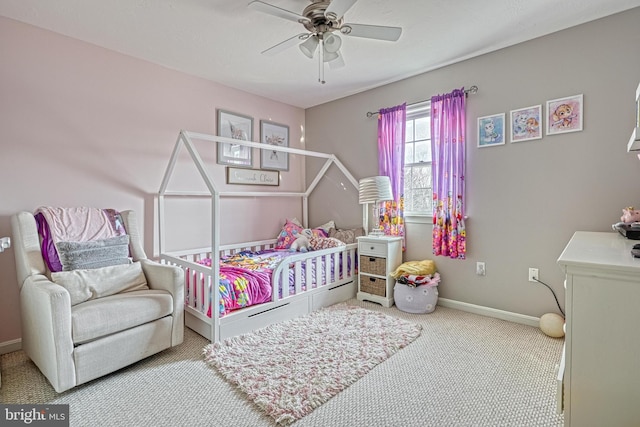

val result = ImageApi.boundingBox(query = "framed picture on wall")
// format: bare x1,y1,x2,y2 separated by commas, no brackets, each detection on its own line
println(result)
260,120,289,171
216,109,253,166
546,94,583,136
477,113,505,148
510,105,542,143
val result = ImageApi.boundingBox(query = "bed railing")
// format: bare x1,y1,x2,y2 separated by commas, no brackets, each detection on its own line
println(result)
270,244,358,298
161,241,358,321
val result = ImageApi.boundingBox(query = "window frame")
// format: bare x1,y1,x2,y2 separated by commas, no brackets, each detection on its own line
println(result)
403,101,432,220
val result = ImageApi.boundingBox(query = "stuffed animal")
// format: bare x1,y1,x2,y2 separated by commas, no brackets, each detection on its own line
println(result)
290,228,313,252
621,207,640,223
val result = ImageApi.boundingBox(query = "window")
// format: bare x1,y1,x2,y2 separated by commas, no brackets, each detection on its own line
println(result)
404,102,431,216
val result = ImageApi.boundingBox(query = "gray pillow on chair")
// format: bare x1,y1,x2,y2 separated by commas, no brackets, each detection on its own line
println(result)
56,235,131,271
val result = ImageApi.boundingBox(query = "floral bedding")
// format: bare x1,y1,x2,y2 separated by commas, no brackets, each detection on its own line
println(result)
194,250,344,318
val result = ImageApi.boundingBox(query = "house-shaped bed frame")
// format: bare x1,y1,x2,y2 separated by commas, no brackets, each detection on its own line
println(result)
158,130,364,342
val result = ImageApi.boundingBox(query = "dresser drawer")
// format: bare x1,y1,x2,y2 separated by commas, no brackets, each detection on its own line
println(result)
359,255,387,275
556,344,565,415
359,240,388,257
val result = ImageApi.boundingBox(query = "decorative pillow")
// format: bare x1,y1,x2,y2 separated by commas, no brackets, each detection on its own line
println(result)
275,220,329,249
314,220,335,234
51,261,148,306
310,236,345,250
328,227,365,244
56,235,131,271
275,220,304,249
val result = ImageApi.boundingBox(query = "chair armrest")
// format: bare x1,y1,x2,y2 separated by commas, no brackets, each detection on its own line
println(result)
139,259,184,345
20,275,76,393
139,259,184,295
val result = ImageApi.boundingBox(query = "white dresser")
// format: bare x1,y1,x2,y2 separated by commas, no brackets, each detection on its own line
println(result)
356,236,402,307
557,231,640,427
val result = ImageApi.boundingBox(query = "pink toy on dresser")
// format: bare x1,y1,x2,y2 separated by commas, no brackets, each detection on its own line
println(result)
621,207,640,223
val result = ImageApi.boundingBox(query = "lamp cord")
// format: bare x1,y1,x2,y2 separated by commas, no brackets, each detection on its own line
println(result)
533,278,565,317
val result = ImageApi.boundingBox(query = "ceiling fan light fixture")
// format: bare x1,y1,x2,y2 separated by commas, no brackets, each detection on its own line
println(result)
323,50,340,62
323,33,342,53
299,36,319,58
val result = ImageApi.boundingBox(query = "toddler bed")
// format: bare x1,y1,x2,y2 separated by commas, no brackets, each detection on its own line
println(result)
158,131,363,342
161,239,357,341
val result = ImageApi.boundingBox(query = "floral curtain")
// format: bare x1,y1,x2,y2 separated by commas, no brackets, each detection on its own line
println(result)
431,88,466,259
377,104,406,241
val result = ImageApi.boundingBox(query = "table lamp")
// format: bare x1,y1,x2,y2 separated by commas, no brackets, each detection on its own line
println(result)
359,176,393,237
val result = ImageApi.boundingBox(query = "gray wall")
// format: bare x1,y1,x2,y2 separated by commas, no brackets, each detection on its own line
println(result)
306,7,640,317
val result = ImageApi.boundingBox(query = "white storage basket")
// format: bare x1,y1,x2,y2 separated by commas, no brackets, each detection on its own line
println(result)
394,282,438,314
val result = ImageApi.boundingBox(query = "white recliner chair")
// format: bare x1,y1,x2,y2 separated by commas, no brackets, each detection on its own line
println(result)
11,210,184,393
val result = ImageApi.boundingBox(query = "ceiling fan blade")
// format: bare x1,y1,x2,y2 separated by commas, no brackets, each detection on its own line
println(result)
261,33,310,56
324,0,358,20
328,53,345,70
248,1,309,24
341,23,402,41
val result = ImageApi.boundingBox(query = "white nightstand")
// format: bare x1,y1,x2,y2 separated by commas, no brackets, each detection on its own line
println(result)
356,236,402,307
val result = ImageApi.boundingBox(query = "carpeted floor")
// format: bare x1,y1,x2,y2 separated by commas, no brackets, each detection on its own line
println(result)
0,299,564,426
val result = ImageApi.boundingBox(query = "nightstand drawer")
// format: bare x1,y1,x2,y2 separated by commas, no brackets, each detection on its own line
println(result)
359,240,388,257
359,255,387,275
359,276,386,297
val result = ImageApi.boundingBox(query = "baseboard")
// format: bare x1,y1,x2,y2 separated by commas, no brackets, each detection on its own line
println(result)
0,338,22,355
437,298,540,327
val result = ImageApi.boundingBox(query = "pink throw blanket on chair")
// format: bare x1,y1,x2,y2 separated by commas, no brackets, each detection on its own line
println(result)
35,206,127,272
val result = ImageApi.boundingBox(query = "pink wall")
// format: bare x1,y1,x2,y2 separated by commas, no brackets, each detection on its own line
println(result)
0,17,306,343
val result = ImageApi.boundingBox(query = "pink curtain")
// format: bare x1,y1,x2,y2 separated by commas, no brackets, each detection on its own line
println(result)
377,104,406,241
431,88,466,259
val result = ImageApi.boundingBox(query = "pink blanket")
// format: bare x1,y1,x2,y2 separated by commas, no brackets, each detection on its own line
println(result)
35,207,127,272
36,207,125,242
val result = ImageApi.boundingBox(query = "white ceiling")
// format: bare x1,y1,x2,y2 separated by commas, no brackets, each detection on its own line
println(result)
2,0,639,109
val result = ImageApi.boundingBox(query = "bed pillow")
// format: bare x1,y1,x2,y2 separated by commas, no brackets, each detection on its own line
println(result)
314,220,335,235
310,236,345,250
289,218,303,227
275,219,304,249
329,227,365,244
275,220,329,249
56,235,131,271
51,261,148,306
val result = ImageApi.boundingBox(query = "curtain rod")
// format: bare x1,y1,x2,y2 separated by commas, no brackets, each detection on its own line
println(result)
366,85,478,118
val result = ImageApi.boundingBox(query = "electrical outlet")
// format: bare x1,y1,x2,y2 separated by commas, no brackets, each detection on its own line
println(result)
528,268,539,282
476,262,486,276
0,237,9,253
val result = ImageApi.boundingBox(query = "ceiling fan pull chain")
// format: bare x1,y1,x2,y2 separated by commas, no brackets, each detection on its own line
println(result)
319,37,325,84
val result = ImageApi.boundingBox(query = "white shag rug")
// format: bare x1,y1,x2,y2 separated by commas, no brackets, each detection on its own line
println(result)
203,303,422,425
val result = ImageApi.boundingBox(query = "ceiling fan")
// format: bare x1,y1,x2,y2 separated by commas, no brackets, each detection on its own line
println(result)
248,0,402,84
